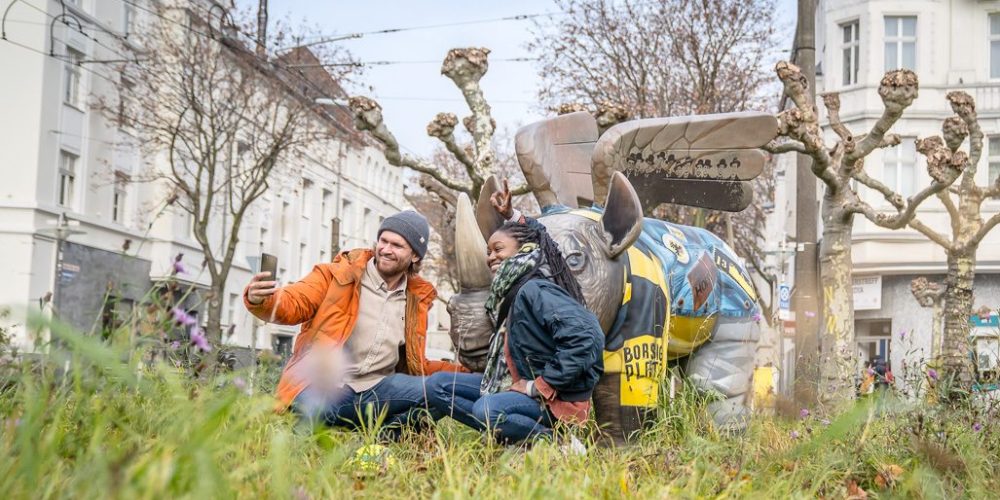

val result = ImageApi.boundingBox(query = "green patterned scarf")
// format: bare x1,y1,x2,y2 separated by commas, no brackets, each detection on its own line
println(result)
480,243,540,395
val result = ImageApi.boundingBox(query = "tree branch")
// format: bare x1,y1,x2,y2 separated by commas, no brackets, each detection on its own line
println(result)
970,211,1000,248
909,217,953,250
762,140,807,155
426,112,483,190
442,48,496,177
347,96,474,196
846,70,918,164
821,92,854,144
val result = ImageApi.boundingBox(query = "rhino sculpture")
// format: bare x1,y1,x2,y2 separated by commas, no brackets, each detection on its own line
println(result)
448,111,779,442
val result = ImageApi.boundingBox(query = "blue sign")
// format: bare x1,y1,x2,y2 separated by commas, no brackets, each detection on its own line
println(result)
778,283,791,311
970,314,999,328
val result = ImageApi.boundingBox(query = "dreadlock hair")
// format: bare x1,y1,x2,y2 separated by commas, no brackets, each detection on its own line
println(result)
495,221,587,307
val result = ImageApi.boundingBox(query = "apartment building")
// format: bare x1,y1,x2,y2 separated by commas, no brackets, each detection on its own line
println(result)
767,0,1000,390
0,0,411,357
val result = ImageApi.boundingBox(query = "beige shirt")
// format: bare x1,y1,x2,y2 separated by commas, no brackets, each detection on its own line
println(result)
341,259,408,392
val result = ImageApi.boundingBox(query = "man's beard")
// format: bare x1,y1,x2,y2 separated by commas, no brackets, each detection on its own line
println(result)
375,253,409,276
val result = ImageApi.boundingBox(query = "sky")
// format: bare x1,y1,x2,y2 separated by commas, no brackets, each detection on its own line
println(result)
247,0,798,156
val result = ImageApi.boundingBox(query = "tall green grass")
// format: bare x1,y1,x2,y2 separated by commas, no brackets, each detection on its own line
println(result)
1,318,998,498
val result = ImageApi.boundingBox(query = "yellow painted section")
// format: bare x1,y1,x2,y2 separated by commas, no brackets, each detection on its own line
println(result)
667,315,716,358
604,335,669,407
752,365,777,409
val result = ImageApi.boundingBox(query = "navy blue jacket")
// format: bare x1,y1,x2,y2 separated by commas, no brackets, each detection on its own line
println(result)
504,278,605,402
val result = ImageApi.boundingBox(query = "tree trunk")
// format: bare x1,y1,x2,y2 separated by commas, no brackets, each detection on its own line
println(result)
941,251,975,384
205,280,225,344
817,205,857,407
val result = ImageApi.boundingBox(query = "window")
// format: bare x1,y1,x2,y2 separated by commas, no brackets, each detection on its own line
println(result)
363,208,373,239
883,138,917,197
841,21,860,85
991,14,1000,79
63,47,84,107
111,171,128,223
123,3,136,38
884,16,916,71
227,293,238,327
300,179,313,218
321,188,332,225
988,136,1000,186
280,201,291,241
341,199,353,242
299,243,309,278
58,151,77,208
258,227,268,255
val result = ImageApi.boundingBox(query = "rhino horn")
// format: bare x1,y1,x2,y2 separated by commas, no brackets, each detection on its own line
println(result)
475,176,506,241
600,172,643,258
455,192,493,290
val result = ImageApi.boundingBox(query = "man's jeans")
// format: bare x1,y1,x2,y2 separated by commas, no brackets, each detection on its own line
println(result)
293,373,437,438
425,372,554,443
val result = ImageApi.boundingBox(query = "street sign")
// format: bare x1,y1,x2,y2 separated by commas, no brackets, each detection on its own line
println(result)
778,283,791,321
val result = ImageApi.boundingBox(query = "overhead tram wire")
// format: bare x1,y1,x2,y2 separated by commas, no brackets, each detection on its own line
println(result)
276,12,559,52
285,56,538,69
17,0,138,63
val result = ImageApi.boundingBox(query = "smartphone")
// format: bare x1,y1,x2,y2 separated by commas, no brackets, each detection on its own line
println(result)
260,253,278,287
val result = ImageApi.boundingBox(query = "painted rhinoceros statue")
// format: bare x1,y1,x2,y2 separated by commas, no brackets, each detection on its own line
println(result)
448,111,779,441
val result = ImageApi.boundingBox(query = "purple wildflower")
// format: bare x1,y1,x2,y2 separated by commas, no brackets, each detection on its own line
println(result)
927,368,939,381
799,408,810,419
190,326,212,352
172,253,187,275
973,422,983,432
233,377,247,390
790,430,800,439
169,340,181,350
171,307,197,326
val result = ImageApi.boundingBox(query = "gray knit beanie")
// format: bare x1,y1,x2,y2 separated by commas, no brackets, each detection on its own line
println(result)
378,210,430,258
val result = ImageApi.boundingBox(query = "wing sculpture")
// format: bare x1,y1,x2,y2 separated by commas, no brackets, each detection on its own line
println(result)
591,112,779,212
514,111,779,212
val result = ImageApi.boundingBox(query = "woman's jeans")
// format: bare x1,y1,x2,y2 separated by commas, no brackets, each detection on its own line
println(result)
425,372,554,443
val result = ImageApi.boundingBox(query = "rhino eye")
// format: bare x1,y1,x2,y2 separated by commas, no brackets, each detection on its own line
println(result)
565,251,586,272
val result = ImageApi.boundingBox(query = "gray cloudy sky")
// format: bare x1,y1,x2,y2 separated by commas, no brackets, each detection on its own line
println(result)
252,0,796,156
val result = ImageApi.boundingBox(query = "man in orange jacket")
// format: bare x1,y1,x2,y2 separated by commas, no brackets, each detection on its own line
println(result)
244,210,465,436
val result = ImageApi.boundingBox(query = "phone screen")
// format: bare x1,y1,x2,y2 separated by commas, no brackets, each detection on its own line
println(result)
260,253,278,287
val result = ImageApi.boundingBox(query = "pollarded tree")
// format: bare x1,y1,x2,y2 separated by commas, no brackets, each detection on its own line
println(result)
766,62,965,405
891,92,1000,386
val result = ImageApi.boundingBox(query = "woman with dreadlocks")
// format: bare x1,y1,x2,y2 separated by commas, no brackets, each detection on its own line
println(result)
425,180,604,445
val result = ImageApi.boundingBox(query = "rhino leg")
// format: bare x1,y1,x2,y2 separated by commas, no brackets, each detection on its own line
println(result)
684,317,760,432
446,289,493,372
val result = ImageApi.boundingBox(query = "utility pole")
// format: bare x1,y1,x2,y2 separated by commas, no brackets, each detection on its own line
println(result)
792,0,820,405
256,0,268,58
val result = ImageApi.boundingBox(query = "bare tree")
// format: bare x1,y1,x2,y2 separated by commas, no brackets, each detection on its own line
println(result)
347,48,530,203
766,62,965,404
103,6,343,347
528,0,779,297
890,92,1000,385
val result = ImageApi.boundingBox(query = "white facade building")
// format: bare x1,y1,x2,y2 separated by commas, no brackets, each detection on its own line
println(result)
0,0,411,359
768,0,1000,390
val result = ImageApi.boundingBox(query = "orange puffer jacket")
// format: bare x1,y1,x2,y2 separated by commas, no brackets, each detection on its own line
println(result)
244,248,465,407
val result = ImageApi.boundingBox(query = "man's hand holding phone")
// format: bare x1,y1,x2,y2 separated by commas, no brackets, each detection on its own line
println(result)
246,272,278,305
247,253,279,305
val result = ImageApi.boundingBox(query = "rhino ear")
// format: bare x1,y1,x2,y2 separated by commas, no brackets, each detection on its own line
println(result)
475,175,506,241
600,172,642,258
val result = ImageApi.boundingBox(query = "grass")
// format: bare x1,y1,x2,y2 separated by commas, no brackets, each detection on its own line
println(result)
1,320,999,498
